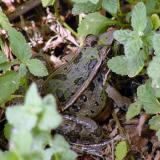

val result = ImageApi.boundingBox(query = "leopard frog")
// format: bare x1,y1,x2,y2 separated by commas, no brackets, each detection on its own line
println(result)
43,33,113,143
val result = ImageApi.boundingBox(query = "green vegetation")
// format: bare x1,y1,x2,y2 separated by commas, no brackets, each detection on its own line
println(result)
1,0,160,159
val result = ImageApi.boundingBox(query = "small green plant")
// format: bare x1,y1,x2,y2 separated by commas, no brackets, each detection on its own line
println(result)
41,0,55,7
1,83,77,160
72,0,120,38
107,2,160,139
115,141,128,160
0,10,48,105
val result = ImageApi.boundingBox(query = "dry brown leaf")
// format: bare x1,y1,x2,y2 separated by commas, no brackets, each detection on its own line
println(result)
46,9,79,47
136,114,149,136
2,0,15,12
154,151,160,160
50,55,66,69
106,85,131,108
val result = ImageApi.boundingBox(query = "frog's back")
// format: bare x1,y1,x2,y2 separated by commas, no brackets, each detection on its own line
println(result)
44,47,99,106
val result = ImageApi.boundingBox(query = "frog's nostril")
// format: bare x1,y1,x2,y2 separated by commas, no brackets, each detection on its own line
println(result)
91,110,95,114
88,60,97,70
71,104,81,112
80,95,87,102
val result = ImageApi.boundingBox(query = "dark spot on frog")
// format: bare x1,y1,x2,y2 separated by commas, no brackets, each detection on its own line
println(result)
88,59,97,70
97,76,103,84
74,77,85,86
91,110,95,114
73,53,82,64
71,104,81,112
95,101,99,106
53,74,67,80
67,131,81,143
80,95,87,102
89,82,95,92
56,89,66,102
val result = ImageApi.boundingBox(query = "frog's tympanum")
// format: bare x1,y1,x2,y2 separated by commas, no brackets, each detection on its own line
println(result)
43,32,114,144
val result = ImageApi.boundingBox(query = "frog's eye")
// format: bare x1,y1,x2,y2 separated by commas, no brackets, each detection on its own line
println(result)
56,89,66,102
88,59,97,70
84,34,98,47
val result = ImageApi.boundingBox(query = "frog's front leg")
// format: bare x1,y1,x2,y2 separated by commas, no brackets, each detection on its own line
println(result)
56,114,104,144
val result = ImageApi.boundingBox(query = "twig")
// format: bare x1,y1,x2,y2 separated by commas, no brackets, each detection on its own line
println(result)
112,110,135,159
61,21,78,38
112,110,126,135
61,47,111,112
8,0,41,21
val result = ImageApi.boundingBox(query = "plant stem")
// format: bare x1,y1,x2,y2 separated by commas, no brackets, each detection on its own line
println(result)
61,21,78,37
54,0,78,38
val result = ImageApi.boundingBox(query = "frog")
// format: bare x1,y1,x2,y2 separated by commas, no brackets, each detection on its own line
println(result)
43,31,114,144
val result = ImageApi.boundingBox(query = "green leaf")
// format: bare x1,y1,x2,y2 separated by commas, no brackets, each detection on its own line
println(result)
32,131,51,151
152,33,160,56
88,0,99,3
113,30,132,45
0,60,19,73
131,2,147,33
0,11,11,28
144,18,153,33
107,55,128,76
6,106,37,130
151,14,160,30
154,87,160,98
18,64,27,77
102,0,118,15
3,82,76,160
10,129,32,154
48,134,77,160
38,95,62,131
72,0,99,4
26,59,48,77
148,56,160,88
126,50,145,77
0,71,20,105
124,34,143,58
0,151,22,160
146,0,156,14
137,81,160,114
115,141,128,160
72,1,101,15
0,51,7,64
4,123,12,140
149,115,160,131
41,0,55,7
78,12,115,38
25,83,42,114
7,28,32,62
0,10,33,67
126,102,141,121
142,31,154,49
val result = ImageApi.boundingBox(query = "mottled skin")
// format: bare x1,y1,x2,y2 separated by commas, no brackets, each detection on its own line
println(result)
43,35,112,144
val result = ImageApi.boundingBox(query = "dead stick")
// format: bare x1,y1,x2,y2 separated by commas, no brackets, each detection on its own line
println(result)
8,0,41,21
61,47,111,112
